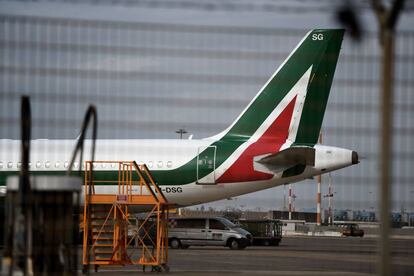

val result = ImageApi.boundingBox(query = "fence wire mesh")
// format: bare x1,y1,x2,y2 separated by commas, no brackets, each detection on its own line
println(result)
0,2,413,275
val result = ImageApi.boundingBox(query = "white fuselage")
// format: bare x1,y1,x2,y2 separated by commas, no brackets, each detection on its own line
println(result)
0,139,355,207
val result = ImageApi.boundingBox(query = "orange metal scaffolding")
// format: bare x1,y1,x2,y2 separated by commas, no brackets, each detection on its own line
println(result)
82,161,170,273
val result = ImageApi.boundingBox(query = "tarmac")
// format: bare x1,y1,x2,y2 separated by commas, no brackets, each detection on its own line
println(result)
84,236,414,275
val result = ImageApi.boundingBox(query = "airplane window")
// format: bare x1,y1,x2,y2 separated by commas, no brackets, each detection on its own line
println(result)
157,161,163,168
0,162,3,169
36,161,41,168
45,161,51,168
73,162,79,169
64,161,69,168
167,161,172,168
7,162,12,168
148,161,153,168
55,161,60,168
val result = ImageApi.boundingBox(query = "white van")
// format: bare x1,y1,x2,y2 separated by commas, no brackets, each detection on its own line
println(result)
168,217,252,250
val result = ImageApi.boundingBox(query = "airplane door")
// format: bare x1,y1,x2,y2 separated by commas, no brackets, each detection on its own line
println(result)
196,146,216,184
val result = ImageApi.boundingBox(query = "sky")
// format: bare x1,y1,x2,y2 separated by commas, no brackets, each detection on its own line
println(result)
0,0,413,213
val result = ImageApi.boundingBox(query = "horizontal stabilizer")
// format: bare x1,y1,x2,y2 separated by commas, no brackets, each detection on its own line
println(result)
255,147,315,174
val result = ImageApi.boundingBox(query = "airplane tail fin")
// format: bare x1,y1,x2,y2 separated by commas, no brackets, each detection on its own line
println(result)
213,29,344,147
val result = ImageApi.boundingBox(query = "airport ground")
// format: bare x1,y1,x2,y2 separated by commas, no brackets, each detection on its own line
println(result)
86,236,414,275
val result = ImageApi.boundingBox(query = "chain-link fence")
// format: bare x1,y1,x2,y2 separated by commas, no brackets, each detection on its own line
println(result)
0,2,413,274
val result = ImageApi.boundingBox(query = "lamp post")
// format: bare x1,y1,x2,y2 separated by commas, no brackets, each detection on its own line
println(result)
323,173,334,225
175,128,187,139
316,133,322,226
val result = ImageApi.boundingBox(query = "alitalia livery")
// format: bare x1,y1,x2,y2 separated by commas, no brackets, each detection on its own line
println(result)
0,29,358,207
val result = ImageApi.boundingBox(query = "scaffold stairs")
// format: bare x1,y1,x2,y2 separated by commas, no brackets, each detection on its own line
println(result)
82,161,171,272
90,204,116,263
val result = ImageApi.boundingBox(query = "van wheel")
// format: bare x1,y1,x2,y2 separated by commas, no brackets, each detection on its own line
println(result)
229,239,240,250
170,238,181,249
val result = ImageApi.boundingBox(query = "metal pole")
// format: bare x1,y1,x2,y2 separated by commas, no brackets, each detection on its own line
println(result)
19,96,33,275
288,184,292,220
378,26,394,276
317,178,321,225
371,1,404,275
316,133,322,225
292,193,296,212
328,173,333,225
175,128,187,139
175,128,187,217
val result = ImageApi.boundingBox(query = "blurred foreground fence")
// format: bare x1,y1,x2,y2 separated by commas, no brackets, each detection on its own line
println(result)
0,9,414,275
0,14,413,212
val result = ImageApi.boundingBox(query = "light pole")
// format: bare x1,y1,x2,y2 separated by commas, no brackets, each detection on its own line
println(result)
316,133,323,226
288,184,292,220
175,128,187,139
175,127,187,217
323,173,334,225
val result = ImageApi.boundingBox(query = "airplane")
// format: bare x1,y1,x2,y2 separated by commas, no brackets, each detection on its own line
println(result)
0,29,358,208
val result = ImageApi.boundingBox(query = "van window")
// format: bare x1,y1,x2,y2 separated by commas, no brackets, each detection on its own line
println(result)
176,219,205,229
209,219,226,230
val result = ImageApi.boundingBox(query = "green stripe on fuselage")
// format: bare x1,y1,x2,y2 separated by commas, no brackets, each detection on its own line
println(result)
0,169,190,187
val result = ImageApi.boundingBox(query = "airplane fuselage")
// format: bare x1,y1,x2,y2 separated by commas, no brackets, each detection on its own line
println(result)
0,139,356,207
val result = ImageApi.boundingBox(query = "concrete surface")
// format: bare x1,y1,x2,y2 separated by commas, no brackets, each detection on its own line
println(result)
83,236,414,275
